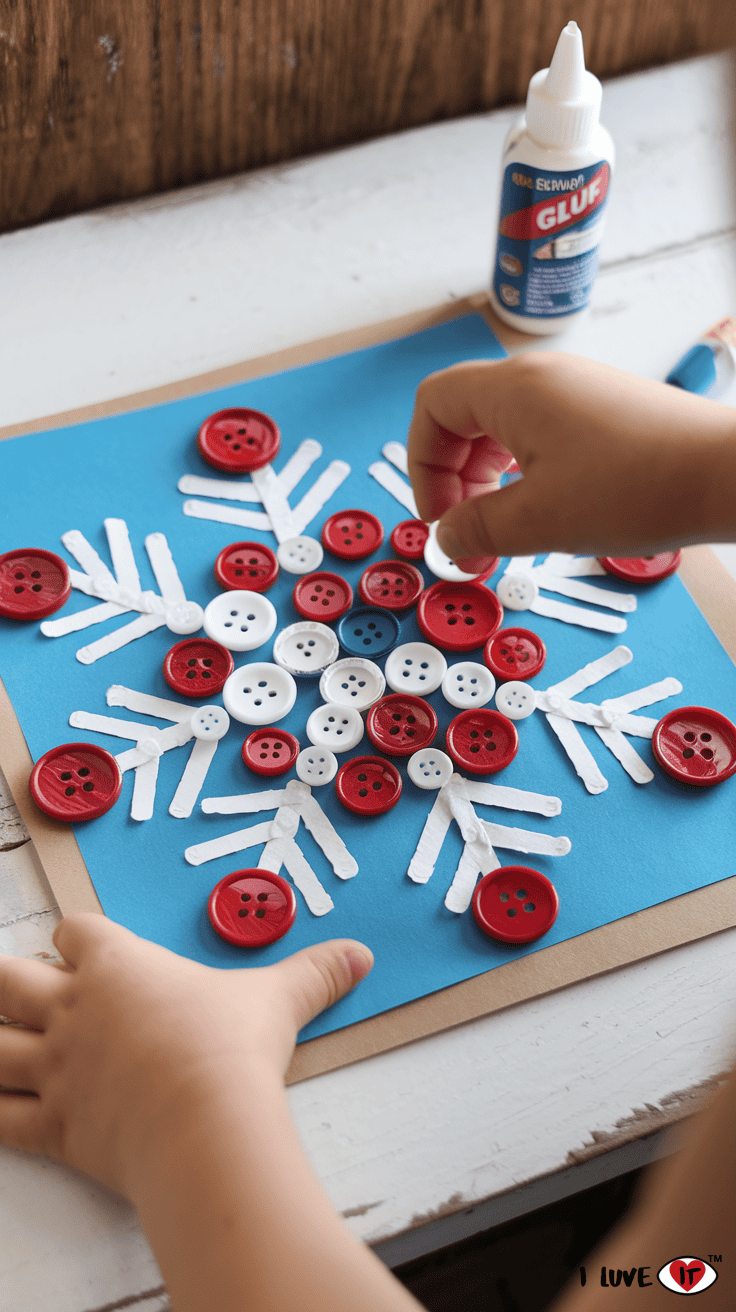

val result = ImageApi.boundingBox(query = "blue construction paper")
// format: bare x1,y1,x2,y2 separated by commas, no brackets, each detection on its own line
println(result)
2,312,736,1044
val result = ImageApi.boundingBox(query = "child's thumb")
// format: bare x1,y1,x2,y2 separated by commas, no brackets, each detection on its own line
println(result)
274,939,374,1033
437,478,542,564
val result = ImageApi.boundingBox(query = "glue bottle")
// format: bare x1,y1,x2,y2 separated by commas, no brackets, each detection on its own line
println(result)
489,20,614,334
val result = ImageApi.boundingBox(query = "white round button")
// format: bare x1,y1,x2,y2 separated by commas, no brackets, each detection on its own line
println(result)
495,573,539,612
139,737,162,759
384,642,447,695
441,661,496,709
424,521,484,582
203,591,277,651
495,681,536,721
306,703,364,753
276,535,324,574
165,600,204,635
190,705,230,741
222,662,297,724
407,748,454,790
295,747,339,786
272,621,339,676
319,658,385,711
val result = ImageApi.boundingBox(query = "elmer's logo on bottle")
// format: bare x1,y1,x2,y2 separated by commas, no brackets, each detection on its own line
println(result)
500,164,609,240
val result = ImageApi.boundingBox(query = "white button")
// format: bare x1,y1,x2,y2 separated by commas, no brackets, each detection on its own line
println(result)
319,658,385,711
295,747,339,786
222,662,297,724
272,621,339,676
139,737,162,759
276,535,324,574
190,705,230,741
495,681,536,721
165,600,205,635
203,591,277,651
407,748,454,790
306,703,364,753
384,642,446,695
495,573,539,611
424,521,484,582
442,661,496,708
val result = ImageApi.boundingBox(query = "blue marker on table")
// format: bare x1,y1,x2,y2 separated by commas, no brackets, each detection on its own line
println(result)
666,315,736,397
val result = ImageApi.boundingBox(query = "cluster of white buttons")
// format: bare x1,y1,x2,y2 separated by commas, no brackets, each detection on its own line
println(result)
423,521,484,582
306,703,364,753
203,591,277,651
190,705,231,741
495,680,536,721
276,535,324,574
407,748,454,790
272,621,339,676
495,573,539,612
222,663,297,725
441,661,495,709
295,747,339,786
384,642,447,695
319,657,385,711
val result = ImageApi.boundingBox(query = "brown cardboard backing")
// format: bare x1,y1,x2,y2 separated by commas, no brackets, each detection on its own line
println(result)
2,297,735,1086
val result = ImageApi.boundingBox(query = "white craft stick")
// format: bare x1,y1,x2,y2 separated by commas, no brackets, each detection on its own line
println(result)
76,612,166,664
104,519,141,592
461,780,562,817
382,441,409,475
543,554,605,577
546,714,609,794
169,738,219,818
61,530,117,585
184,820,276,866
41,600,130,635
201,788,287,815
115,719,194,772
505,556,537,574
178,474,262,502
182,500,273,531
68,568,98,595
444,779,497,858
407,789,453,884
445,842,502,914
144,533,186,602
532,570,637,613
290,460,351,535
600,677,683,714
594,726,655,784
107,685,195,723
257,838,283,876
251,463,296,542
277,439,323,496
297,789,359,880
69,711,152,740
130,755,160,821
265,837,334,916
547,646,633,699
535,693,656,737
367,462,418,517
530,595,627,634
480,820,572,857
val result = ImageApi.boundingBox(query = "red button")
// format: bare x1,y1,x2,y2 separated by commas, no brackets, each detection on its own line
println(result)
335,755,403,815
472,866,559,944
242,728,300,776
163,638,234,697
484,627,547,682
214,541,278,593
321,509,384,561
445,708,519,774
651,705,736,786
197,408,280,473
29,743,123,822
358,560,424,612
390,519,429,561
366,693,438,757
208,869,297,947
599,553,681,583
417,581,503,652
292,571,353,622
0,548,71,621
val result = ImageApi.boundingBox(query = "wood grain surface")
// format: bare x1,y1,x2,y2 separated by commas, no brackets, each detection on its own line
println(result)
1,0,735,234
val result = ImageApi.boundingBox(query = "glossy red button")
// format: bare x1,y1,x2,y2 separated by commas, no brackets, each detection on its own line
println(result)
163,638,234,697
599,553,681,583
321,509,384,561
472,866,559,944
390,519,429,561
197,408,280,473
241,728,301,776
366,693,438,757
358,560,424,612
208,869,297,947
484,627,547,682
0,548,71,621
446,708,519,774
417,580,503,652
292,571,353,622
29,743,123,821
335,754,402,815
651,706,736,786
214,541,278,593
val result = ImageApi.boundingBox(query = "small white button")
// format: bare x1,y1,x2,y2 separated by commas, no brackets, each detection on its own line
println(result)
272,621,339,676
295,747,339,786
495,681,536,721
190,705,230,741
222,662,297,724
306,703,364,753
276,535,324,574
139,737,163,759
384,642,446,695
165,600,205,635
319,658,385,711
424,521,484,582
495,573,539,612
407,748,454,790
203,591,277,651
442,661,496,709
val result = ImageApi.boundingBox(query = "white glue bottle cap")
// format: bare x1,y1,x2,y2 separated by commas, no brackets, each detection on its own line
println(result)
525,21,602,149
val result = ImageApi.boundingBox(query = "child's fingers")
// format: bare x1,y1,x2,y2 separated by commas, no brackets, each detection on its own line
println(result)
0,956,67,1030
437,476,547,562
272,939,374,1036
52,911,139,968
0,1026,45,1094
0,1090,50,1156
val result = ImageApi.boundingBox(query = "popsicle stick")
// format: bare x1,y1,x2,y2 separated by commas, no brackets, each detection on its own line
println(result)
277,439,323,496
69,711,152,740
445,841,502,914
169,738,219,818
479,820,571,857
407,789,453,884
382,441,408,475
61,530,117,585
182,500,273,531
178,474,262,502
41,600,130,636
505,556,537,574
115,719,194,772
144,533,186,602
600,677,683,714
533,570,637,613
107,685,196,723
530,595,627,634
595,726,655,784
298,790,359,880
267,837,334,916
545,714,609,794
201,787,287,815
130,755,160,822
68,568,98,595
251,463,296,542
76,613,166,664
184,820,276,866
444,778,496,855
290,460,351,535
535,693,657,737
543,554,606,577
547,646,633,699
367,462,418,517
461,779,561,816
104,519,141,592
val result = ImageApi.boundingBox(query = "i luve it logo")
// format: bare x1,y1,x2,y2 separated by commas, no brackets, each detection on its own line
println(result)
499,164,610,241
658,1257,719,1294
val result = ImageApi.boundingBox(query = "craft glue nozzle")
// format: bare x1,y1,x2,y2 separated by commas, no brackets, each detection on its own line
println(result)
525,20,602,149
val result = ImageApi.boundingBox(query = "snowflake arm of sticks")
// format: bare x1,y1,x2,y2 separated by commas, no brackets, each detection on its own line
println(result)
368,442,419,517
497,555,636,634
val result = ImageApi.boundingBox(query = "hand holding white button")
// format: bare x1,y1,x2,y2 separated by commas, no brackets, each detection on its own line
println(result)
496,574,539,611
495,681,536,721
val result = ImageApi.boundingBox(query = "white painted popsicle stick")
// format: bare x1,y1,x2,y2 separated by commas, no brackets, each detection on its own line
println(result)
547,646,633,699
201,788,287,815
261,837,334,916
505,555,537,574
367,462,418,517
444,780,496,858
444,841,502,914
530,595,627,634
169,738,219,818
41,600,130,635
178,474,262,502
545,714,609,794
76,612,166,664
290,459,351,535
61,530,117,585
298,790,358,880
250,462,296,542
543,554,606,577
600,677,683,714
184,820,276,866
407,789,453,884
479,820,572,857
144,533,186,602
461,780,562,817
535,692,657,736
277,439,323,496
106,685,196,723
594,726,655,784
69,711,152,741
382,441,409,475
182,499,273,531
533,570,637,613
104,518,141,591
130,755,160,822
67,568,99,595
115,719,194,772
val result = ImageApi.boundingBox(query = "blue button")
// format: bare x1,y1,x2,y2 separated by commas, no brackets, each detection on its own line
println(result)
337,607,401,658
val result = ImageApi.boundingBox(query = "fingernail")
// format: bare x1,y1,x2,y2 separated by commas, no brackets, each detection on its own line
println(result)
344,946,373,987
437,525,464,562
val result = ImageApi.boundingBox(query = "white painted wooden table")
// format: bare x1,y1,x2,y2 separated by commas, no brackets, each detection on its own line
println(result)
2,50,736,1312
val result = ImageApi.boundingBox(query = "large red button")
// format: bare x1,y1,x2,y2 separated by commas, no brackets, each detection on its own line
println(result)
335,755,402,815
29,743,123,821
472,866,559,944
484,627,547,682
292,571,353,622
651,706,736,786
163,638,234,697
390,519,429,561
214,541,278,593
358,560,424,612
599,553,681,583
197,408,280,473
208,869,297,947
0,548,71,621
366,693,438,756
241,728,300,776
417,580,503,652
445,708,519,774
321,509,384,561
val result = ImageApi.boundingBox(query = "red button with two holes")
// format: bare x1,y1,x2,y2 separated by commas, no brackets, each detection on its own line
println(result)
197,408,280,473
472,866,559,944
208,869,297,947
214,541,278,593
366,693,438,756
321,509,383,561
446,708,519,774
163,638,234,697
358,560,424,612
29,743,123,821
484,627,547,682
292,571,353,622
335,755,402,815
417,580,503,652
651,706,736,786
0,549,71,621
390,519,429,561
599,553,681,583
242,728,300,777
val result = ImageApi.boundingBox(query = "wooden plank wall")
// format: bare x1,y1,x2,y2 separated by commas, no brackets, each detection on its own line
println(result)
1,1,734,234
